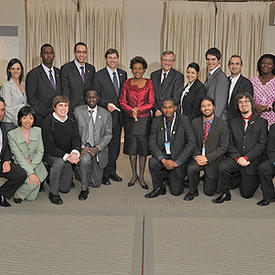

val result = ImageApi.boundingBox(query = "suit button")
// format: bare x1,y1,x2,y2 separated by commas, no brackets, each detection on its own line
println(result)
243,145,245,149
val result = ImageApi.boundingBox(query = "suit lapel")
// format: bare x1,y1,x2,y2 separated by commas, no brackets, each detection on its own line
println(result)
39,65,55,91
245,114,256,134
72,62,83,84
103,68,118,97
54,67,61,90
161,69,174,94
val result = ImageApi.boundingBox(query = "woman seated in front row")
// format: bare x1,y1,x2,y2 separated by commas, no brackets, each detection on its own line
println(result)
7,106,47,203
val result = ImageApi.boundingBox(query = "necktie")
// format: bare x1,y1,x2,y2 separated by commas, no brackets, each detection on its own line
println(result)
49,70,56,89
88,110,95,146
203,122,211,144
204,73,211,86
162,72,167,84
80,66,85,83
244,119,249,131
113,71,119,96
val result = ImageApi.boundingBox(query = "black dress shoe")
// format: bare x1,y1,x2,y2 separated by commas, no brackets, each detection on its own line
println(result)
109,174,123,182
184,190,199,201
257,197,275,206
138,178,148,190
49,192,63,205
102,179,111,185
0,194,11,207
212,192,231,204
145,187,166,198
128,178,137,187
78,189,89,201
14,197,23,204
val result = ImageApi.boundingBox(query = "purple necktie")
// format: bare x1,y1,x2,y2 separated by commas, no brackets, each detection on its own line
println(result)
49,70,56,89
80,66,85,83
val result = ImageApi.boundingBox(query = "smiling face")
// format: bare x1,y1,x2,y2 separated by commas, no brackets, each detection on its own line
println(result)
85,90,99,109
206,54,219,71
54,102,69,120
106,53,118,70
228,56,243,77
186,67,199,83
201,99,215,119
132,63,145,79
238,97,252,115
260,58,274,75
20,113,34,130
74,45,88,65
161,53,175,72
9,62,22,81
161,100,177,120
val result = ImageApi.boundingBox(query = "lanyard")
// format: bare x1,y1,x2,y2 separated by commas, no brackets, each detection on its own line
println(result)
164,113,176,142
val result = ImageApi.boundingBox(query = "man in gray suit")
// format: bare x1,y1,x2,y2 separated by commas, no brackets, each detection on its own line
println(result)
74,89,112,200
150,50,184,117
185,96,229,201
205,48,229,119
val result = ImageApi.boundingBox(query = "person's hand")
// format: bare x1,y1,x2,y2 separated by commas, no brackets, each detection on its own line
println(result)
80,147,89,158
254,103,270,115
132,107,139,122
166,160,179,169
29,173,40,186
67,152,80,164
194,155,208,166
88,147,100,158
237,157,250,167
2,161,11,173
107,103,117,112
154,110,162,117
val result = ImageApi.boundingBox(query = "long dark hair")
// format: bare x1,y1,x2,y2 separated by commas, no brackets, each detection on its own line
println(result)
6,58,24,83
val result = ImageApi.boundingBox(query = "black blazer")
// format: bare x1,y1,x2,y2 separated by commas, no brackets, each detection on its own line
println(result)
267,124,275,165
26,64,62,123
150,68,184,111
0,122,12,164
227,75,253,120
180,79,207,121
191,116,229,178
149,113,196,164
61,61,96,111
228,114,268,175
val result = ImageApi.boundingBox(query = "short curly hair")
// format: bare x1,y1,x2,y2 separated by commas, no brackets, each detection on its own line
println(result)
257,54,275,76
130,56,148,70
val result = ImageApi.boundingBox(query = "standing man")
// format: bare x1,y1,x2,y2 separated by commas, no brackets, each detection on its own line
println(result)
185,96,229,201
61,42,96,111
145,98,196,198
74,89,112,200
213,92,268,204
94,48,127,184
0,97,27,207
204,47,229,119
226,55,253,120
150,50,184,117
26,44,62,126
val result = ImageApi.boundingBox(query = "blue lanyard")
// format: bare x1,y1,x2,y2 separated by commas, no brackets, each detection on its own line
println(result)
164,113,176,142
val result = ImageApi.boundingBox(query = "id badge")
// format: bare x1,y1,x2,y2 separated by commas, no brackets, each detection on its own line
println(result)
164,141,171,155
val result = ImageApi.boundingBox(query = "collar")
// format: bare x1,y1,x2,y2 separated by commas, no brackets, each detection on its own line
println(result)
42,63,54,73
230,73,241,81
106,66,118,75
203,115,214,125
53,112,68,123
242,113,253,121
209,66,220,75
74,59,85,69
162,69,171,75
87,105,98,112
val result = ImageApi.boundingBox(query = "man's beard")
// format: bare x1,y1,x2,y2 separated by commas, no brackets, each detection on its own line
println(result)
203,111,214,118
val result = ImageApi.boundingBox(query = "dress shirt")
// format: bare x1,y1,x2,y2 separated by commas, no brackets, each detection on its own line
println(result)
74,59,85,76
87,105,97,125
180,81,194,112
161,69,171,83
209,66,220,76
106,66,120,88
228,74,241,105
42,63,56,84
203,116,214,131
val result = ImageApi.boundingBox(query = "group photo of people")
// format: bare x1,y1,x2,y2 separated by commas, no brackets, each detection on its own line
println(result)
0,41,274,208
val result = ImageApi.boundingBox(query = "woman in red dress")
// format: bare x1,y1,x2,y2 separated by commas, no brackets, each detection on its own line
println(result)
119,56,155,189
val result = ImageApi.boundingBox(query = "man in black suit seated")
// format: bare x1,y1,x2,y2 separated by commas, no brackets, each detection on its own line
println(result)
226,55,253,120
93,48,127,184
0,97,27,207
213,92,268,204
145,98,196,198
61,42,96,111
26,44,62,126
184,96,229,201
257,101,275,206
150,50,184,117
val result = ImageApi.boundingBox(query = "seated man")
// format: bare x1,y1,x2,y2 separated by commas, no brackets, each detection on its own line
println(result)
185,96,229,201
0,97,27,207
213,92,268,204
42,95,81,205
145,98,196,198
257,101,275,206
74,89,112,200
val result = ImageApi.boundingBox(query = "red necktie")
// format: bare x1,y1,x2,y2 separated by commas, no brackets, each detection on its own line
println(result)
203,122,210,144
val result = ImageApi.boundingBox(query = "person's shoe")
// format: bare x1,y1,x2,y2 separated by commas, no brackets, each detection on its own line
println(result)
78,189,89,201
13,197,23,204
128,178,137,187
184,190,199,201
212,192,231,204
109,174,123,182
102,179,111,185
49,192,63,205
257,197,275,206
0,194,11,207
138,178,148,189
145,187,166,198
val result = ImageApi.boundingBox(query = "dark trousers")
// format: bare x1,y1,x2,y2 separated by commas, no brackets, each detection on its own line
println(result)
0,162,27,199
187,160,217,196
258,160,275,200
217,157,259,199
149,157,186,196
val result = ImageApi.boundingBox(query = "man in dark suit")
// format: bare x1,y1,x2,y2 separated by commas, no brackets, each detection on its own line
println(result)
145,98,196,198
150,50,184,117
61,42,96,111
213,92,268,204
94,48,127,184
226,55,253,120
0,97,27,207
205,48,229,119
185,96,229,201
26,44,62,126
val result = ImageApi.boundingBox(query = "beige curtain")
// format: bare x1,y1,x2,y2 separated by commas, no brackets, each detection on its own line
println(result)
161,1,216,82
79,0,126,71
25,0,77,72
216,2,268,78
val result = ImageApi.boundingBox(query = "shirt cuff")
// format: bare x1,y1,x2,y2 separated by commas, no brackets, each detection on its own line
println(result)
63,153,69,161
175,160,182,166
71,149,80,158
158,155,165,161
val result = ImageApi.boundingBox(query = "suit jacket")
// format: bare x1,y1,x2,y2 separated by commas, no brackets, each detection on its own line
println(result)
26,64,62,123
7,126,47,182
205,67,229,119
191,116,229,178
228,114,268,175
267,124,275,165
150,68,184,111
0,122,12,164
61,61,95,111
149,113,196,164
180,79,207,121
74,105,112,168
94,67,127,127
226,74,253,120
